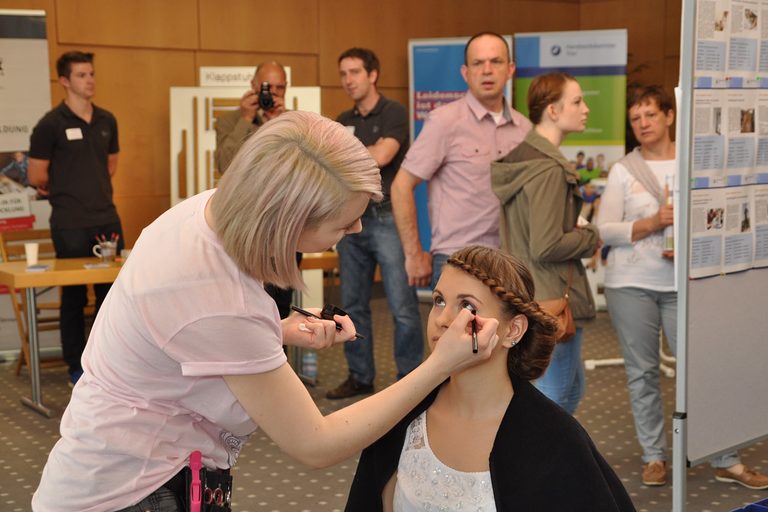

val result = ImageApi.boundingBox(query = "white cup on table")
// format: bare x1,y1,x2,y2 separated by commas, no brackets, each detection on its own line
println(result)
24,243,39,266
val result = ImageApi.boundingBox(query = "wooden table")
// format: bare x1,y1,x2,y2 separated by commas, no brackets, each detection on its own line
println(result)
0,258,122,417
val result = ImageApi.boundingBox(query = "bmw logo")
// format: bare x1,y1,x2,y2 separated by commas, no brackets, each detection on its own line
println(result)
551,45,562,56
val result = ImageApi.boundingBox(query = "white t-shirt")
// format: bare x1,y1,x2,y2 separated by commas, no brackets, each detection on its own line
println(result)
33,189,287,512
596,159,675,291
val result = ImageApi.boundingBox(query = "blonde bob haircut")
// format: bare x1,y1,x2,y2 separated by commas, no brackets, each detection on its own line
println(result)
210,110,382,289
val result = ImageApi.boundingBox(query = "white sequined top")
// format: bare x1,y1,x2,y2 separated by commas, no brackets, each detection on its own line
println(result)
393,411,496,511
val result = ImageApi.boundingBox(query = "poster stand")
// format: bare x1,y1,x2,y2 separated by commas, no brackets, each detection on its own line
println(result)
674,1,768,510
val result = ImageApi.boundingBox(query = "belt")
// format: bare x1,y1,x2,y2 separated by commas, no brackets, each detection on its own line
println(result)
164,465,232,512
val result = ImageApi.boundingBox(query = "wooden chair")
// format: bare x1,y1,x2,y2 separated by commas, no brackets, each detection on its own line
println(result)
0,229,95,375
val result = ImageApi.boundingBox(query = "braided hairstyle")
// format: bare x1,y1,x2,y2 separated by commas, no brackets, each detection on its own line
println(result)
446,246,559,380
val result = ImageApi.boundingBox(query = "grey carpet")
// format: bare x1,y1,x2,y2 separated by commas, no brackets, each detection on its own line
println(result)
0,291,765,512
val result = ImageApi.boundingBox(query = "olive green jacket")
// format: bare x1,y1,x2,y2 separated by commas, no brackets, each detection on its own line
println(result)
491,130,599,320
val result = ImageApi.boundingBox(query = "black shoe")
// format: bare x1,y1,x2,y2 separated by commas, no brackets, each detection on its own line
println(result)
326,375,374,399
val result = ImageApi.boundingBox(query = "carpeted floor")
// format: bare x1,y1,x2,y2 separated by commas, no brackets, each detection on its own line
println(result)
0,289,765,512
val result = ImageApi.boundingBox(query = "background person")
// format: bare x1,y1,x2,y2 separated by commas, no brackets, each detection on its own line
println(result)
345,246,635,512
491,72,600,414
597,85,768,489
32,112,499,512
28,51,124,387
391,31,531,289
214,61,287,174
327,47,423,399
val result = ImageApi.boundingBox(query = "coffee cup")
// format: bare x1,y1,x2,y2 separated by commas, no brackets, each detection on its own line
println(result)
24,242,39,266
93,241,117,262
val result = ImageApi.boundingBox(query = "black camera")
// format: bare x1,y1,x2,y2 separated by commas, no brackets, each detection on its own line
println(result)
257,81,274,110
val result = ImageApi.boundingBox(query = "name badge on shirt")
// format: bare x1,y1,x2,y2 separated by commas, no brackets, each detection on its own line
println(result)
345,126,355,136
66,128,83,140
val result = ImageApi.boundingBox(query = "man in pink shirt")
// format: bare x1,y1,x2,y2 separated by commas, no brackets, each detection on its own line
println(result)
392,32,531,289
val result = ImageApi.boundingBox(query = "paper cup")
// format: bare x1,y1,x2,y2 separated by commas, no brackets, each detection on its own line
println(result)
24,243,39,266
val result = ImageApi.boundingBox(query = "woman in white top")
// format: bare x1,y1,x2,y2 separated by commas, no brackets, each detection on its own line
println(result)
597,86,768,490
345,246,635,511
32,112,501,512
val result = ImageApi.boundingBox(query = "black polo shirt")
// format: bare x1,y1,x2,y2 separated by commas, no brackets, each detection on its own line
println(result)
336,96,409,202
29,101,120,229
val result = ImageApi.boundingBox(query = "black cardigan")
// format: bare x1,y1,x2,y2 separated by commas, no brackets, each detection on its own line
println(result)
345,376,636,511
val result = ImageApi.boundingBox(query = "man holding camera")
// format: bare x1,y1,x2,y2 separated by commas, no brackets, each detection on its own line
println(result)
214,61,287,173
215,61,296,319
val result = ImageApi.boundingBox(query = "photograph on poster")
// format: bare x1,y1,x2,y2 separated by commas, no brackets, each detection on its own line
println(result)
741,202,751,231
715,9,729,31
707,207,724,230
743,8,757,30
740,108,755,133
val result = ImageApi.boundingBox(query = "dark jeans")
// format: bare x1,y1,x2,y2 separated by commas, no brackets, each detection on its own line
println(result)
336,210,423,383
51,221,123,375
114,487,180,512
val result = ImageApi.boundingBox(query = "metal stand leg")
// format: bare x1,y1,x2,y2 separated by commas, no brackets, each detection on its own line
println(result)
585,331,676,378
20,287,55,417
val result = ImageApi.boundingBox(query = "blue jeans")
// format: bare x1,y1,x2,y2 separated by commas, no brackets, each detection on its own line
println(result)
605,286,740,468
430,253,450,289
337,210,423,384
534,327,585,415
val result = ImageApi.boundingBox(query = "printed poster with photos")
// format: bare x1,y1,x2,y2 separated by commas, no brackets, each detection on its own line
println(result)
688,0,768,277
694,0,768,88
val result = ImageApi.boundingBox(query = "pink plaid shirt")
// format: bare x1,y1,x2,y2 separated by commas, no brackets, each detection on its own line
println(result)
402,92,531,255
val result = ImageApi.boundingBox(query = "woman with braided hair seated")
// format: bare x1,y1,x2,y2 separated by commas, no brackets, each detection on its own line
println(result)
345,246,635,512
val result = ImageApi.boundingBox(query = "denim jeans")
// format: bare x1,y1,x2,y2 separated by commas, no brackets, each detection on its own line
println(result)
534,326,585,415
605,286,740,468
430,253,450,290
337,209,424,383
114,486,180,512
51,222,124,376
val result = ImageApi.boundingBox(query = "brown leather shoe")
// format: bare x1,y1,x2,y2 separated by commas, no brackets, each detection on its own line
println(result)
715,466,768,489
642,460,667,486
326,375,374,400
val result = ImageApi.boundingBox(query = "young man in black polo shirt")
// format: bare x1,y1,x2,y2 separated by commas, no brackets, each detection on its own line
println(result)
326,48,423,399
28,51,123,386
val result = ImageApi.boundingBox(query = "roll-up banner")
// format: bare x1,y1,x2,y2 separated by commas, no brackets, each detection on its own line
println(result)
514,29,628,174
0,9,50,231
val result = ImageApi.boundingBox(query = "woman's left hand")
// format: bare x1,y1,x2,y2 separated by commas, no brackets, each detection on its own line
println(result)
281,309,358,349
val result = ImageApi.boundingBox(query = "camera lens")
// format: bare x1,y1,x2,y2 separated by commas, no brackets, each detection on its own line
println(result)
258,82,274,110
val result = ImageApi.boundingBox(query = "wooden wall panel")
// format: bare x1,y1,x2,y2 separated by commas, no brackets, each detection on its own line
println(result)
195,52,319,86
579,0,667,87
499,1,582,33
665,0,682,57
50,46,196,244
55,0,199,49
318,0,581,90
199,0,318,53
